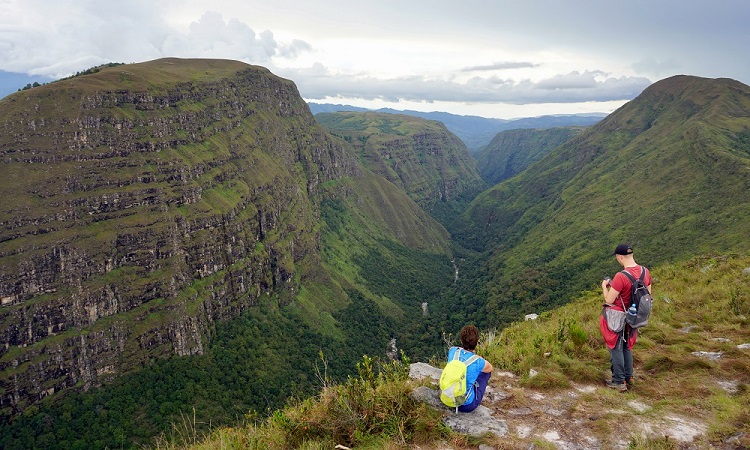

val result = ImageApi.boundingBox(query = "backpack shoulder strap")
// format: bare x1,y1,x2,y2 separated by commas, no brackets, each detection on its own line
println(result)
621,266,646,283
453,348,481,367
620,269,636,283
464,354,481,367
618,270,636,311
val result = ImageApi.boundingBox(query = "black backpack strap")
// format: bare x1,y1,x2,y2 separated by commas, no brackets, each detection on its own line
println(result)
620,266,647,287
620,268,636,283
618,269,635,311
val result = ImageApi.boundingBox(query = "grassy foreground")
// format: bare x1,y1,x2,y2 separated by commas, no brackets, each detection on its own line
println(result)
153,254,750,449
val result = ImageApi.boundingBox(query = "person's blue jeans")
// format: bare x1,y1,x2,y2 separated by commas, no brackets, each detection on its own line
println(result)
458,371,491,412
609,336,633,383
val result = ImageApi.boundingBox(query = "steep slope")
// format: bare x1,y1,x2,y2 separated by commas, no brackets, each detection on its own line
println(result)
315,111,488,224
475,127,584,185
453,75,750,325
0,58,454,418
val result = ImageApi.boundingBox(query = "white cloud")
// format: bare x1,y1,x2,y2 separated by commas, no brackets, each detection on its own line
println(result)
177,12,278,61
0,0,748,117
283,65,650,106
461,62,540,72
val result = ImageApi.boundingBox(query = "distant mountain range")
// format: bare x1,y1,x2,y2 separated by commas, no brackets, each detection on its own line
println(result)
307,102,606,150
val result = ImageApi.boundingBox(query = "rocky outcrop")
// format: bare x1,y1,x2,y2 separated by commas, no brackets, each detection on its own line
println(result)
408,362,716,448
0,58,359,415
408,362,509,438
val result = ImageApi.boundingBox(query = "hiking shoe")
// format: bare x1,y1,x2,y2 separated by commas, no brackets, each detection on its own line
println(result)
625,378,634,388
606,380,627,392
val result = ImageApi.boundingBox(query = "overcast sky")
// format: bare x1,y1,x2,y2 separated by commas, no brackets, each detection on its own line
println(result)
1,0,748,119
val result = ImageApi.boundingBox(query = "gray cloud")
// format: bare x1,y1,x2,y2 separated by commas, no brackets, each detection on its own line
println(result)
278,39,313,58
461,62,539,72
534,71,604,90
1,0,747,115
631,57,682,79
281,66,651,105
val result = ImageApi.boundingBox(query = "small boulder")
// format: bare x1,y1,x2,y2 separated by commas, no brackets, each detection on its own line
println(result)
409,363,508,438
443,405,509,437
409,362,442,381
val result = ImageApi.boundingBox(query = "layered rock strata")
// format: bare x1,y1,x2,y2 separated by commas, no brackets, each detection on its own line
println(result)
0,58,358,414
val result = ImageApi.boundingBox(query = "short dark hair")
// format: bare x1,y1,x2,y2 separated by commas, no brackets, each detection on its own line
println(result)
460,325,479,351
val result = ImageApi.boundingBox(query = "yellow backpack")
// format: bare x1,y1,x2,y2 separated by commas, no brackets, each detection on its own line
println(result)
439,348,480,412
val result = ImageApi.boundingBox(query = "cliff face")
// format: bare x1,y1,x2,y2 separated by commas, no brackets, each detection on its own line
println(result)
315,112,488,223
0,58,359,414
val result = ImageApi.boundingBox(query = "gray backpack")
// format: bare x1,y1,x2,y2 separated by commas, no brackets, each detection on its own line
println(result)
620,267,653,329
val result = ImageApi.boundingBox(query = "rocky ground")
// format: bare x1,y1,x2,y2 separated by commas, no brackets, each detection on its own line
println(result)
409,363,744,449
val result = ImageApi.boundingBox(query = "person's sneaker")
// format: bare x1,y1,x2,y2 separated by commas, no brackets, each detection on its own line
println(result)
606,380,628,392
625,378,634,388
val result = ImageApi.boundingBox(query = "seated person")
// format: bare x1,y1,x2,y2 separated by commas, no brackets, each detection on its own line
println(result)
446,325,493,412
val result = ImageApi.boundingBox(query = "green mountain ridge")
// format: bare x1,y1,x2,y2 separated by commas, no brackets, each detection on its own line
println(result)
307,102,605,150
475,127,585,185
453,74,750,326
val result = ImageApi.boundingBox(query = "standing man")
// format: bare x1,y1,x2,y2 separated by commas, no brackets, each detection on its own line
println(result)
600,244,652,392
445,325,493,412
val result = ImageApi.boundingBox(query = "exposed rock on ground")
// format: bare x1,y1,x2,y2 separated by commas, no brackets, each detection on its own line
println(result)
409,362,713,449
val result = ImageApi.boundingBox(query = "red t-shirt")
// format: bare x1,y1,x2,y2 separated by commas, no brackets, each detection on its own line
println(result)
600,265,651,350
610,266,652,311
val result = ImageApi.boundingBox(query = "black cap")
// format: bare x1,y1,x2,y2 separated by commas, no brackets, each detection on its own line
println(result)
612,244,634,255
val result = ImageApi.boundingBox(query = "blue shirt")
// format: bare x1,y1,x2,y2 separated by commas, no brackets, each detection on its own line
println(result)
447,346,486,405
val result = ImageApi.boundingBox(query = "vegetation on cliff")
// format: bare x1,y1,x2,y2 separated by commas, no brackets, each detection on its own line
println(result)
474,127,584,185
315,111,488,226
0,54,502,450
0,58,455,442
0,57,354,415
